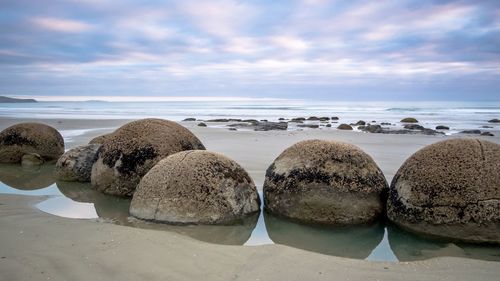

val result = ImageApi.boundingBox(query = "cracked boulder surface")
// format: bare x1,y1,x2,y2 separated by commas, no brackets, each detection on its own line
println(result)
130,150,260,224
387,138,500,244
0,122,64,163
91,119,205,197
56,144,101,182
263,139,388,225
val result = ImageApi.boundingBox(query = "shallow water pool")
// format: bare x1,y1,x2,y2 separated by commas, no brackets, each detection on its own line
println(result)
1,163,499,262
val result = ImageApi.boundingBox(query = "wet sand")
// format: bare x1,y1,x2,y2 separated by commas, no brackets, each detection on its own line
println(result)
1,194,499,281
1,117,499,280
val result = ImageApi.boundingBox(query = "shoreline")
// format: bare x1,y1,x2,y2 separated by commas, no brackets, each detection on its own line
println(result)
1,193,499,281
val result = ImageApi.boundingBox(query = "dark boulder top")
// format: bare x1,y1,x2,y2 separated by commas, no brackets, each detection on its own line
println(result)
91,118,205,197
400,117,418,123
337,124,353,130
435,125,450,130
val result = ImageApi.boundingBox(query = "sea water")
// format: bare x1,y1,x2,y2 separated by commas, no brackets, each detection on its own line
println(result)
1,100,500,133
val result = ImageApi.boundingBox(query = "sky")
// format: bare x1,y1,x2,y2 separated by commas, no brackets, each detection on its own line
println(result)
0,0,499,101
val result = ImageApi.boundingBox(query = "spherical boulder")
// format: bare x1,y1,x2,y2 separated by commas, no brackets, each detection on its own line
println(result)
337,124,353,130
91,119,205,197
130,150,260,224
56,144,101,182
401,117,418,123
387,138,500,244
263,139,388,225
89,133,112,145
0,123,64,163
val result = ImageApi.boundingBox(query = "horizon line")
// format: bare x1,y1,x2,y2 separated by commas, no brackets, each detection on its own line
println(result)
8,95,299,102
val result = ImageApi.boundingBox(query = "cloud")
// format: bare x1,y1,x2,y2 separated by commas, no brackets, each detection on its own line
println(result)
0,0,499,99
179,0,258,38
31,17,94,33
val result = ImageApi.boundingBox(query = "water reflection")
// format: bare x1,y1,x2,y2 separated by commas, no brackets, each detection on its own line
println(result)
1,162,498,261
264,211,385,259
0,163,56,190
57,180,259,245
130,213,260,245
56,181,130,222
387,224,500,262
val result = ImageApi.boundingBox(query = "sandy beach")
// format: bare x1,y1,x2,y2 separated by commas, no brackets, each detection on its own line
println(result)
1,117,499,280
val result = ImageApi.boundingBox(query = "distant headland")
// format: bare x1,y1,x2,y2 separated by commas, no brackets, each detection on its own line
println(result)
0,96,37,103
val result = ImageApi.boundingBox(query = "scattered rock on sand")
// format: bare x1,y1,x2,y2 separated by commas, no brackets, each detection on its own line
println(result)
242,119,258,123
290,117,306,123
263,140,388,225
307,116,320,121
326,124,332,128
206,118,242,122
387,138,500,243
319,117,330,122
0,122,64,163
488,118,500,123
337,124,353,130
481,132,494,136
91,119,205,197
361,124,383,133
182,118,196,121
297,124,319,129
460,130,481,134
400,117,418,123
21,153,44,166
354,120,366,126
381,122,391,125
130,150,260,224
404,124,424,130
331,116,339,120
197,122,207,127
228,121,287,131
56,144,101,182
436,125,450,130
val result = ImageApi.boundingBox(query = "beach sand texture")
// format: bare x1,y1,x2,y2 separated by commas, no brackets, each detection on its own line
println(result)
0,117,499,280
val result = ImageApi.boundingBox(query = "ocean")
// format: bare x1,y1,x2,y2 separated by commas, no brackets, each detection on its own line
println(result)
1,100,499,134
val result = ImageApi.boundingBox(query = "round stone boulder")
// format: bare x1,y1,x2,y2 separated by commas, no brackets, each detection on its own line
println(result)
337,124,353,130
88,133,112,145
91,119,205,197
387,138,500,244
0,123,64,163
130,150,260,224
263,139,388,225
55,144,101,182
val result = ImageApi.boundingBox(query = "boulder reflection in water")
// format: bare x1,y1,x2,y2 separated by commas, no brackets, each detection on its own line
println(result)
0,163,55,190
264,211,384,259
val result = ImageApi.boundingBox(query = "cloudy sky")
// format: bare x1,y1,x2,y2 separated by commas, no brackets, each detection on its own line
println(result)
0,0,499,100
